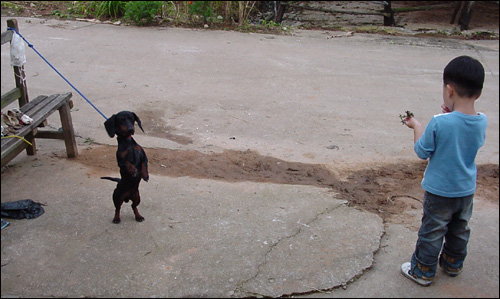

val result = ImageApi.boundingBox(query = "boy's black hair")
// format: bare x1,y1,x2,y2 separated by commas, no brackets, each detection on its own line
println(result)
443,55,485,98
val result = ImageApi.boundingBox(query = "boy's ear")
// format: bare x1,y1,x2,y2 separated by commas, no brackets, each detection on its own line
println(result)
445,84,455,98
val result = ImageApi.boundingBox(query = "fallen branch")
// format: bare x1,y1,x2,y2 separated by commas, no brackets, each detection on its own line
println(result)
387,194,422,203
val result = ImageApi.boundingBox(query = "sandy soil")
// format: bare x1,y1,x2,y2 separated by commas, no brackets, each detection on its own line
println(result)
74,143,499,229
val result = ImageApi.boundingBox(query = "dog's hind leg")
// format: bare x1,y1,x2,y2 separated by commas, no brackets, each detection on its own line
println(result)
131,190,145,222
112,189,124,224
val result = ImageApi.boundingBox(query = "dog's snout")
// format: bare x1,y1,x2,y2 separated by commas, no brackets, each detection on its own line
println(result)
126,122,135,134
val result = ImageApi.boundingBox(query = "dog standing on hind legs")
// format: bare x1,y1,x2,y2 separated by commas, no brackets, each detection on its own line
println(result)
101,111,149,224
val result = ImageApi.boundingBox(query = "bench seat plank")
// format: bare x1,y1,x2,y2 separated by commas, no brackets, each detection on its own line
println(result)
1,92,77,167
2,93,71,143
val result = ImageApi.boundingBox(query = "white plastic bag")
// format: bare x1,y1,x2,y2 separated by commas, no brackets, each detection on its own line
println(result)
10,32,26,67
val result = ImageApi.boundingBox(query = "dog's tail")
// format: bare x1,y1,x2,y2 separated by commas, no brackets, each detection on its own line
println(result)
101,177,121,183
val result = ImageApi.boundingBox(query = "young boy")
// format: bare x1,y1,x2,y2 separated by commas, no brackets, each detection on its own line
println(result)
401,55,487,286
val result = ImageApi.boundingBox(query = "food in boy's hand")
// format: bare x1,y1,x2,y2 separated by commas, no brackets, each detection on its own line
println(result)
399,110,414,125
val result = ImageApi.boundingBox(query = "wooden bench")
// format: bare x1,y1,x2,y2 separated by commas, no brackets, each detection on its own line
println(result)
1,19,78,168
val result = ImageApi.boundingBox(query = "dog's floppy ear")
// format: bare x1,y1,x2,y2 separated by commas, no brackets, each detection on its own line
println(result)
104,114,116,137
133,112,145,133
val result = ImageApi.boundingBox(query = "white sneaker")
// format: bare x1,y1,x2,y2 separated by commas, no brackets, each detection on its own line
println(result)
401,262,432,287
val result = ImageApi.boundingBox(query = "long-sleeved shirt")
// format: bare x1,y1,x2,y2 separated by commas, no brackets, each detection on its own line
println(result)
415,111,487,197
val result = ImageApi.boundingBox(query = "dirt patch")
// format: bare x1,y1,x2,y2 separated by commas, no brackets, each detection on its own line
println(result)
76,145,499,228
138,110,194,145
393,1,499,30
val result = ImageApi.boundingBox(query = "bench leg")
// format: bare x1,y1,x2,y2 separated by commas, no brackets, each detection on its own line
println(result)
58,103,78,158
25,131,37,156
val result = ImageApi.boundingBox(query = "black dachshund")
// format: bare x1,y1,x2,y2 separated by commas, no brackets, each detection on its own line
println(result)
101,111,149,223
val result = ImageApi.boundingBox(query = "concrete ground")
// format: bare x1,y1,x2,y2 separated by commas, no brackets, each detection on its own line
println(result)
1,17,498,298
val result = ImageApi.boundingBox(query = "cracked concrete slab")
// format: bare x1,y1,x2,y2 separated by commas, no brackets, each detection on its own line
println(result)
239,205,383,297
1,159,382,298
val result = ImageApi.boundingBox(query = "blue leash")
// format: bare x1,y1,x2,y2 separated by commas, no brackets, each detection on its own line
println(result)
7,27,108,120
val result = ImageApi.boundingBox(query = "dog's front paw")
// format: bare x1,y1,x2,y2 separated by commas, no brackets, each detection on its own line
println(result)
135,216,145,222
142,167,149,181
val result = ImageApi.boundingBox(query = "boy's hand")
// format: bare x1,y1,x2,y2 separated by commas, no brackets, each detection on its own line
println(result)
399,110,421,129
405,116,421,129
399,111,415,126
400,111,423,143
441,103,452,113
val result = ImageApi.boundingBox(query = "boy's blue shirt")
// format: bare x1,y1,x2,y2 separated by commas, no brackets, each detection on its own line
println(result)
415,111,487,197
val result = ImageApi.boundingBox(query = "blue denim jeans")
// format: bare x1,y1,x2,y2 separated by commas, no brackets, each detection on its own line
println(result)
410,191,474,280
